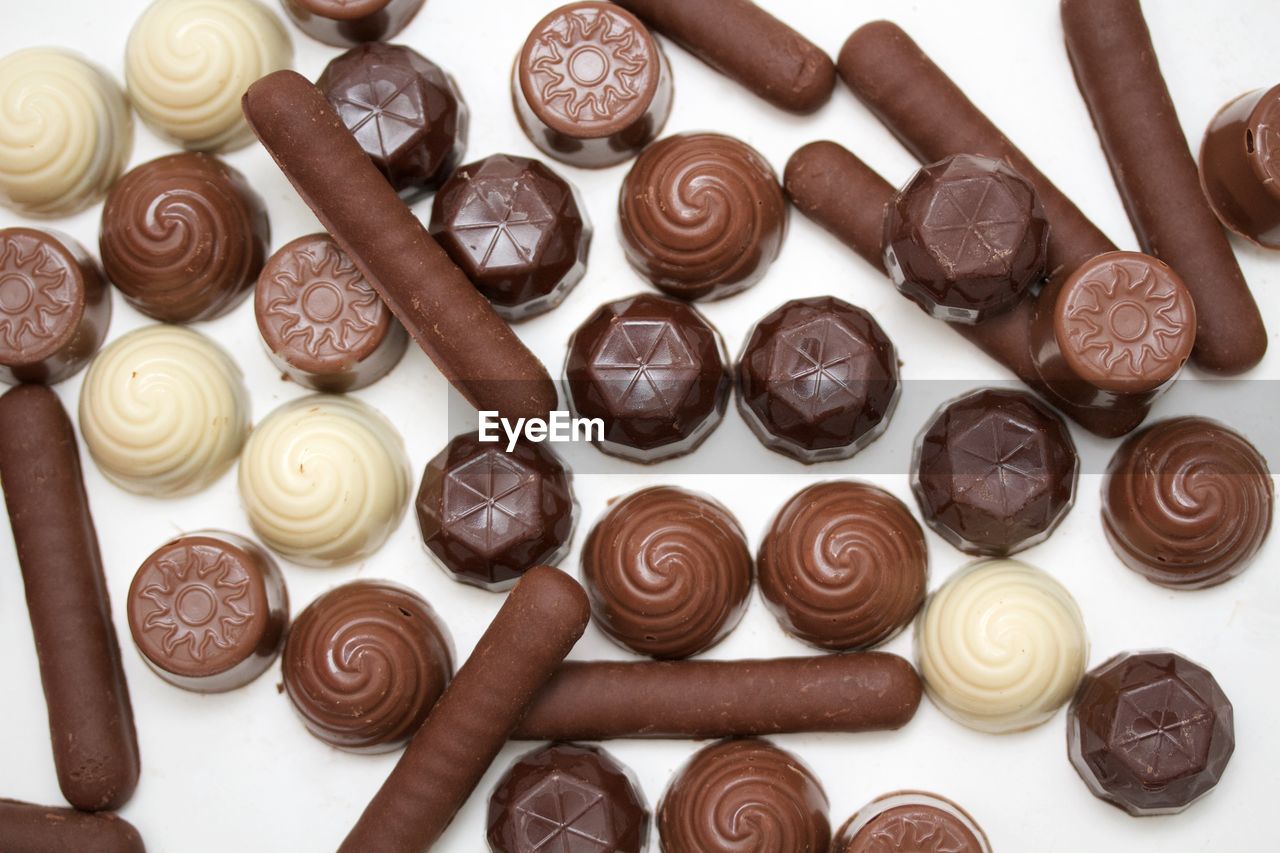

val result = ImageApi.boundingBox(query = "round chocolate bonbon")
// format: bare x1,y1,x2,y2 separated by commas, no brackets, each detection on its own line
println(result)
1200,83,1280,249
513,1,672,169
833,791,990,853
620,132,787,301
429,154,591,320
283,580,453,753
565,293,730,463
100,152,270,324
912,387,1079,556
736,296,899,463
658,738,830,853
127,531,287,693
415,432,577,591
255,233,407,392
282,0,425,47
758,481,927,651
582,486,751,659
487,742,649,853
0,48,133,217
318,43,468,201
1102,417,1272,589
1068,650,1234,816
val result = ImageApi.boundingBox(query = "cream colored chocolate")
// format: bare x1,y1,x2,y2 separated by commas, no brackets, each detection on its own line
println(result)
915,559,1088,734
0,48,133,217
238,395,408,567
125,0,292,152
79,325,249,497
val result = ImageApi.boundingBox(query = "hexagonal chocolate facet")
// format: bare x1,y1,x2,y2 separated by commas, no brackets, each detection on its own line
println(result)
318,43,468,201
884,154,1048,324
429,154,590,320
415,432,576,591
1068,651,1234,816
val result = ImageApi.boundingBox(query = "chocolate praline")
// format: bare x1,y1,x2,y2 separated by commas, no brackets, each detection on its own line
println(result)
282,0,426,48
487,742,649,853
429,154,591,320
912,387,1079,556
620,132,788,301
833,791,991,853
1199,83,1280,248
317,43,468,200
1068,650,1234,816
99,152,269,323
415,432,577,591
582,486,752,659
736,296,899,462
565,293,730,464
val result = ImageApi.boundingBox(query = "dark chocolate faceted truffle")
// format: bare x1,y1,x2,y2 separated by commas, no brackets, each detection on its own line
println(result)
429,154,590,320
834,791,990,853
884,153,1049,324
912,388,1078,556
565,293,730,463
317,43,468,200
736,296,899,463
416,432,577,591
1068,651,1234,816
487,743,649,853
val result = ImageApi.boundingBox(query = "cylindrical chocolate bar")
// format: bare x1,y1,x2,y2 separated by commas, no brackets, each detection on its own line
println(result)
1200,84,1280,250
615,0,835,114
0,799,144,853
513,653,921,740
0,385,140,811
242,70,558,422
339,565,589,853
1061,0,1266,374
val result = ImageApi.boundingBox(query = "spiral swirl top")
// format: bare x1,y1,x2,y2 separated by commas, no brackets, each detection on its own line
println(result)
79,325,249,497
238,395,409,567
619,132,786,301
283,580,452,753
582,486,752,659
125,0,292,152
658,739,830,853
758,482,927,651
1102,417,1272,589
915,559,1088,734
0,48,133,217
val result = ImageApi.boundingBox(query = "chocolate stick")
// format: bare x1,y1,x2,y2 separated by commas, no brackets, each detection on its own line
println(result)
0,385,140,811
339,565,589,853
241,70,558,422
0,799,144,853
513,653,922,741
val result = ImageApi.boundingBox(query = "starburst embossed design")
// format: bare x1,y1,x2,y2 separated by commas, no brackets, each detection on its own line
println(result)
442,450,542,557
592,319,699,416
331,64,428,162
773,317,869,420
1062,262,1185,377
530,10,645,123
952,413,1048,516
865,814,974,853
0,236,74,353
140,545,252,661
264,242,381,358
1112,676,1214,783
512,774,616,852
921,177,1024,274
452,180,557,271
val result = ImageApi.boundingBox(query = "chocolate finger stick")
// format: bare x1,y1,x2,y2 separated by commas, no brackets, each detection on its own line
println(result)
615,0,835,114
0,385,140,811
339,566,589,853
241,71,557,422
1061,0,1266,374
0,799,144,853
513,653,922,741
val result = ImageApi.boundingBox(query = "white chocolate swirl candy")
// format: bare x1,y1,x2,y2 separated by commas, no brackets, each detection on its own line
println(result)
915,559,1088,734
0,48,133,217
79,325,249,497
125,0,292,152
238,395,409,567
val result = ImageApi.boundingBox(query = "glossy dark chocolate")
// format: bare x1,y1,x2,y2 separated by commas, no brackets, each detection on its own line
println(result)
833,791,990,853
0,799,144,853
283,0,425,48
1200,83,1280,249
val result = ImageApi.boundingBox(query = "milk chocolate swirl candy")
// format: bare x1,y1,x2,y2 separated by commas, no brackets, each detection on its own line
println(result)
283,0,426,47
0,385,139,811
100,152,269,323
758,482,927,651
0,48,132,217
1102,417,1273,590
833,791,990,853
1201,83,1280,250
620,132,787,301
80,325,250,497
283,580,453,753
0,228,111,386
658,738,830,853
0,800,144,853
126,0,292,152
916,559,1088,734
582,486,752,659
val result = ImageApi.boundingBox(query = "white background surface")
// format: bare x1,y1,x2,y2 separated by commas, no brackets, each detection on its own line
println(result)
2,1,1279,850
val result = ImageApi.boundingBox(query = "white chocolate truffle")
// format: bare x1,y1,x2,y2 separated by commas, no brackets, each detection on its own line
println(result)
915,559,1088,734
0,48,133,217
238,395,409,567
79,325,250,497
125,0,293,152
